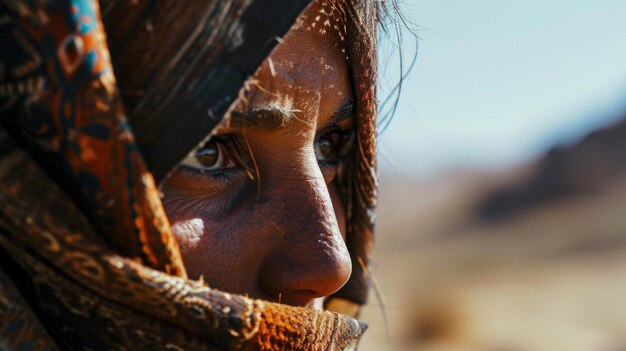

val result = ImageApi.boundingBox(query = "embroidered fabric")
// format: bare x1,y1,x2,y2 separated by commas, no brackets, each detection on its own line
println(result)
0,1,377,349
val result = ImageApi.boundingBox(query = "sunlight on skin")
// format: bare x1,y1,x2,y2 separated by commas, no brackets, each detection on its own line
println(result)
161,0,354,308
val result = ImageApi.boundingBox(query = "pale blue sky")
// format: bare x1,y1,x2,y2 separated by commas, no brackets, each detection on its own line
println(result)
378,0,626,178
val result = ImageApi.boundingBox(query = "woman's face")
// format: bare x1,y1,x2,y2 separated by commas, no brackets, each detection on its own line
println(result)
161,1,354,308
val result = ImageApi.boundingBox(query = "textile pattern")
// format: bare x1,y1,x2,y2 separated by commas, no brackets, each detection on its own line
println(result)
0,0,376,349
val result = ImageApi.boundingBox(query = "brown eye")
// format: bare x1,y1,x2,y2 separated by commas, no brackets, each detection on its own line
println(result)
194,141,222,169
181,138,236,171
315,132,341,162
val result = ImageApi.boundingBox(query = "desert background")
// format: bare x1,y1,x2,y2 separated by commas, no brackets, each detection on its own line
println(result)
361,114,626,350
360,1,626,350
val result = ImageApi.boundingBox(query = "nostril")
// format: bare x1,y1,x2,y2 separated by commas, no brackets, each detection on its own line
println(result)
278,290,318,307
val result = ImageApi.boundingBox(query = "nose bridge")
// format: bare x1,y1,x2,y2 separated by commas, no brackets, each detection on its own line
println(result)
274,160,336,233
256,155,352,305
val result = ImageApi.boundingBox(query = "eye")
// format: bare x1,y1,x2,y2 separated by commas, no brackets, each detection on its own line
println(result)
181,138,237,171
315,132,340,162
314,129,354,163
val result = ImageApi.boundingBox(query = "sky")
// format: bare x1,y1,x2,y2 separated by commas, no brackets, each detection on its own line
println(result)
378,0,626,178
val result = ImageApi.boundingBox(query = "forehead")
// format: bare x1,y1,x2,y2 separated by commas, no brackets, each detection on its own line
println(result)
231,0,352,129
299,0,348,47
273,0,348,74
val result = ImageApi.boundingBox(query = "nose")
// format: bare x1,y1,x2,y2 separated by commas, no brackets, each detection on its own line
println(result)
256,161,352,306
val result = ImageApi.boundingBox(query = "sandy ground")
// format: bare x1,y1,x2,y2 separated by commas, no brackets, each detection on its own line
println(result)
358,168,626,351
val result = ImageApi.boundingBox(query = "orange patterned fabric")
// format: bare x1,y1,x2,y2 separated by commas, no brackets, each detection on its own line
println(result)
0,0,377,349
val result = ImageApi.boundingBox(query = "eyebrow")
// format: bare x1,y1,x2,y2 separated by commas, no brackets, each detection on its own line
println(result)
228,99,354,131
229,108,293,130
327,99,355,126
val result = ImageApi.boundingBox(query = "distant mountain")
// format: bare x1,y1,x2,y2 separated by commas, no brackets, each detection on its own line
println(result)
478,113,626,220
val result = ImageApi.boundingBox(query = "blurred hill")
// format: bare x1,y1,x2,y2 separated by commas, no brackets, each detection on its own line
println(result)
479,114,626,221
360,114,626,350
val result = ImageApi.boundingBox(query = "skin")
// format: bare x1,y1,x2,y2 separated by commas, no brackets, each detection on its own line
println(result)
161,1,353,308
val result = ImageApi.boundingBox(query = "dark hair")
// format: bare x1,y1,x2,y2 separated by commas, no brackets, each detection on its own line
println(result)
376,0,418,134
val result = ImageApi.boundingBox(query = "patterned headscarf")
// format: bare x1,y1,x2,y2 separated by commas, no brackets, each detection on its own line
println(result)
0,0,377,350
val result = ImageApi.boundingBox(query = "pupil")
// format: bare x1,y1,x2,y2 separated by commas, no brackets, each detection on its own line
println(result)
195,144,218,167
316,132,344,162
319,139,333,158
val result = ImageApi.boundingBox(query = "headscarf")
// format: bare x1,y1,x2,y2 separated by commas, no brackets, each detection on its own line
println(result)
0,0,377,350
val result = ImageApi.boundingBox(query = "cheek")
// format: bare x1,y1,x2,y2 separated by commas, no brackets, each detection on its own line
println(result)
166,204,260,289
169,217,205,253
163,198,213,271
161,186,248,282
